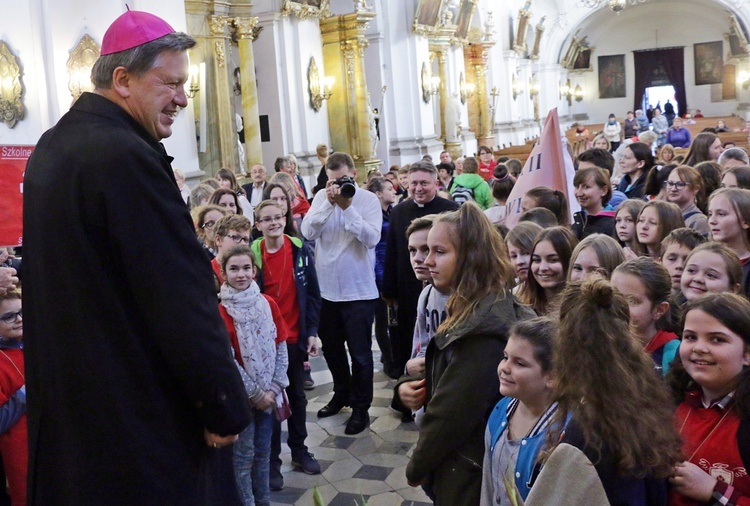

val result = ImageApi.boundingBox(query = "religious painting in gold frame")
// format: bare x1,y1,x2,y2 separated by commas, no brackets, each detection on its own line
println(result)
413,0,445,37
281,0,331,20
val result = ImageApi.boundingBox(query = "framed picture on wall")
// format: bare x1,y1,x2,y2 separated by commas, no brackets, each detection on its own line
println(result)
281,0,330,19
598,54,626,98
454,0,477,40
694,41,724,85
573,48,593,71
413,0,444,36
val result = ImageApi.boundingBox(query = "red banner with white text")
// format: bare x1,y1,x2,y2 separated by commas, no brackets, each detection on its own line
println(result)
0,145,33,247
504,109,579,229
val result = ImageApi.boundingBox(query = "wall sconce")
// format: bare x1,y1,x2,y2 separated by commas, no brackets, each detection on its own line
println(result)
421,62,431,103
66,34,99,103
430,75,441,97
459,72,474,104
187,64,201,99
512,73,523,101
574,84,584,102
308,56,332,112
559,78,573,106
529,75,540,98
0,41,24,128
740,71,750,90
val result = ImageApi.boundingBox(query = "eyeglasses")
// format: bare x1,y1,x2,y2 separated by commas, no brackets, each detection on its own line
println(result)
0,309,21,325
223,234,250,244
202,221,216,230
258,215,285,224
663,181,689,190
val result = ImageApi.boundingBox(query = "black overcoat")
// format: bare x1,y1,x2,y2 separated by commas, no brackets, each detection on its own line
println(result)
22,93,251,504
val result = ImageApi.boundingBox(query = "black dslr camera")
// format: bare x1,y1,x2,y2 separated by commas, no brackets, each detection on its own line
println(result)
334,176,357,198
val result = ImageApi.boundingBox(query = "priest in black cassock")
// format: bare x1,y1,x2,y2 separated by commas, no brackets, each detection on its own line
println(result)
382,161,459,378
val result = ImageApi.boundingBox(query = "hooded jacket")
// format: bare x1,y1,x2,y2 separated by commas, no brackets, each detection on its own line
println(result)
451,173,493,210
405,292,535,506
250,236,321,351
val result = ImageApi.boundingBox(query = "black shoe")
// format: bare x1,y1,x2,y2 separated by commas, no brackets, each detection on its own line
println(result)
303,366,315,390
345,409,370,435
269,462,284,491
292,451,321,475
401,410,414,423
317,397,348,418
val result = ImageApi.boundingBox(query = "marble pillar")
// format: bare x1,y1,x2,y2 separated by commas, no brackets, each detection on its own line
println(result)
233,16,262,170
320,10,381,182
209,15,238,173
465,41,496,149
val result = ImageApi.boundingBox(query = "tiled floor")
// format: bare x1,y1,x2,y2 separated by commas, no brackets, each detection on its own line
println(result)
271,352,432,506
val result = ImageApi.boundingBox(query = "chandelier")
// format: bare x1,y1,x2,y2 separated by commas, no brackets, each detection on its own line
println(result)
578,0,650,13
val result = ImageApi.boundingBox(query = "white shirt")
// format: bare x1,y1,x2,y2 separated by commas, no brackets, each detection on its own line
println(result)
249,183,265,207
301,186,382,302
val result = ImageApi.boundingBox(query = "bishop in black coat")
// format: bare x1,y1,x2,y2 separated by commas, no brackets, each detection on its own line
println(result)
22,91,251,504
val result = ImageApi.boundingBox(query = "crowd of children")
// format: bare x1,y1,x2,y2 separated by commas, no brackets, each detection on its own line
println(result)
6,144,750,506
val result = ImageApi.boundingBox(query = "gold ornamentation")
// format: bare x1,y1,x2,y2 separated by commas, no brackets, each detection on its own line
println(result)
0,41,24,128
513,0,532,54
209,16,228,36
413,0,445,37
215,41,226,68
232,17,259,40
66,34,100,101
281,0,331,20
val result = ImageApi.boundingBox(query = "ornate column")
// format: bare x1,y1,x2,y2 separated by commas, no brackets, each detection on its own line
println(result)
429,46,449,142
209,16,237,171
320,9,380,181
232,16,262,170
465,41,496,148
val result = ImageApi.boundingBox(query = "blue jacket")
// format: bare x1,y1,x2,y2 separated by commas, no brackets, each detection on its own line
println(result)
484,397,560,500
251,236,321,351
375,206,391,290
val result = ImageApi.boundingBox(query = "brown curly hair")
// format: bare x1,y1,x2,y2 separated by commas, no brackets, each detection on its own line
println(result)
546,278,682,478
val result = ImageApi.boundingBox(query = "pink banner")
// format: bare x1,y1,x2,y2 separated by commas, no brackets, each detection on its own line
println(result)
504,108,579,229
0,145,33,247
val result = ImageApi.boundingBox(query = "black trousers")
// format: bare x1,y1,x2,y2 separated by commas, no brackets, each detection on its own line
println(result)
271,342,308,464
318,298,376,410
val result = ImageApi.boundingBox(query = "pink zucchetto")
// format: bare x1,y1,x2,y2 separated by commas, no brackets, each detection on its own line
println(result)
100,8,175,55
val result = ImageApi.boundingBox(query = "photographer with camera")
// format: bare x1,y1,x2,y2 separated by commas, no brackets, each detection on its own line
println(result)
301,152,382,435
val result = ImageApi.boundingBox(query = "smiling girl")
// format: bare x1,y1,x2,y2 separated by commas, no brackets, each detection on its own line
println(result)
219,246,288,505
708,188,750,297
404,203,534,505
666,166,709,236
635,201,685,258
667,293,750,505
481,317,558,505
572,167,615,239
505,222,543,291
519,226,578,315
680,242,742,302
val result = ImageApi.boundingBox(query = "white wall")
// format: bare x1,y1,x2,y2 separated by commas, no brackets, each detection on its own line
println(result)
0,0,200,172
559,0,747,123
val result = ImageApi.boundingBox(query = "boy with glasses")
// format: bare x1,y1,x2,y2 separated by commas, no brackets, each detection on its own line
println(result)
252,200,322,490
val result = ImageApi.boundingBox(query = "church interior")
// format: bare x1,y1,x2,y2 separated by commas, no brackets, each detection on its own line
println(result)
2,0,750,187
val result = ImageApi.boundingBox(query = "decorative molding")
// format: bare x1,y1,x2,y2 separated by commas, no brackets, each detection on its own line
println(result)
281,0,331,20
215,41,226,67
0,41,24,128
232,17,259,41
209,16,228,36
66,34,100,101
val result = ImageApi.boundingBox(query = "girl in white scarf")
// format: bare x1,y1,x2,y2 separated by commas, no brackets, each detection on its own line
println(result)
219,245,288,505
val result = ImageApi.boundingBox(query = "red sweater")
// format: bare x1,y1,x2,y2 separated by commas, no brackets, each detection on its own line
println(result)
0,347,26,506
670,390,750,506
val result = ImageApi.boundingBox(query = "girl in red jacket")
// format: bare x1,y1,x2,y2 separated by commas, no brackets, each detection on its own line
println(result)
668,293,750,505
